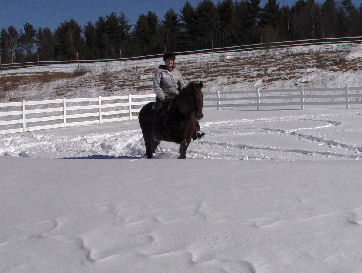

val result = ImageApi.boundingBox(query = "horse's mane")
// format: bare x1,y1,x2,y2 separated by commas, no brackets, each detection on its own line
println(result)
180,81,200,95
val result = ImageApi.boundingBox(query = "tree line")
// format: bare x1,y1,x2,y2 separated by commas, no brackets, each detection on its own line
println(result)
1,0,361,64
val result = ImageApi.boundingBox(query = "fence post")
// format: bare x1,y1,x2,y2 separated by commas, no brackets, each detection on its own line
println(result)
257,88,261,111
119,49,122,66
211,39,214,56
37,53,40,69
99,96,102,123
346,85,349,109
0,56,2,73
22,100,26,132
217,91,221,110
76,52,79,69
301,88,305,110
128,94,132,119
63,98,67,127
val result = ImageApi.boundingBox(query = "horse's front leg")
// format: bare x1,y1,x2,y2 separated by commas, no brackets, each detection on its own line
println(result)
179,139,191,159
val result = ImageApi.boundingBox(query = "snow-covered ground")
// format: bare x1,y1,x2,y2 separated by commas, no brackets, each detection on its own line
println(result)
1,108,362,161
1,157,362,273
1,43,362,273
1,107,362,273
2,43,362,101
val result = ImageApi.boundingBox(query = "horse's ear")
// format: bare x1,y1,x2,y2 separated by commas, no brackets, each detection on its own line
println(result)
198,81,203,88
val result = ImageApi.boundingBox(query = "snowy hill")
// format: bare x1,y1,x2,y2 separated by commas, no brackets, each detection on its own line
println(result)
1,42,362,102
1,43,362,273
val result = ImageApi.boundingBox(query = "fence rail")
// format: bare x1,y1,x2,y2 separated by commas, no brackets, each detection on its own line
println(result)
204,86,362,111
1,86,362,135
0,94,155,135
1,36,362,71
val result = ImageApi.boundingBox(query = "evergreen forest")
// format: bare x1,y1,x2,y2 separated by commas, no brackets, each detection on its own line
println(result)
1,0,361,63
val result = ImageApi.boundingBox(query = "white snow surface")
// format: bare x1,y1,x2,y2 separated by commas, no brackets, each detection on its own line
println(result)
1,43,362,273
1,108,362,161
1,108,362,273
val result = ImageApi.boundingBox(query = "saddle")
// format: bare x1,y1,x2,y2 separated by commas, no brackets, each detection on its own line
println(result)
152,99,175,139
152,99,173,112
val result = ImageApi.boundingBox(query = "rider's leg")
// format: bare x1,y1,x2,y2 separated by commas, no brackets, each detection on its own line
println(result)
152,100,163,140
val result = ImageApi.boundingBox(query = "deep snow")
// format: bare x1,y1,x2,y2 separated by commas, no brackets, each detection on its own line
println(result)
1,108,361,161
1,158,362,273
1,42,362,273
1,107,362,273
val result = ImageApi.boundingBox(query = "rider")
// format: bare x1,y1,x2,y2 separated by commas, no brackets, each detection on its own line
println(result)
152,51,205,140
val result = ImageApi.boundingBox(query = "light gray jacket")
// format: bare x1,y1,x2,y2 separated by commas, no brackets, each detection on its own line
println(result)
153,65,185,100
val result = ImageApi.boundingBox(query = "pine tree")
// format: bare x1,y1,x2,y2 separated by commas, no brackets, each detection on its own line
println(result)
231,0,261,45
19,23,36,61
195,0,218,49
36,27,55,61
104,12,130,58
180,1,198,50
259,0,282,43
162,9,180,51
260,0,280,28
0,28,9,63
280,0,321,41
84,22,98,59
133,12,161,55
105,12,121,58
279,5,292,40
320,0,338,38
305,0,321,39
54,19,84,60
216,0,234,47
95,16,109,59
341,0,358,35
118,13,131,57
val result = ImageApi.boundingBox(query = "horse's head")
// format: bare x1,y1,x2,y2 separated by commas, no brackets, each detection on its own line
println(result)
176,81,204,119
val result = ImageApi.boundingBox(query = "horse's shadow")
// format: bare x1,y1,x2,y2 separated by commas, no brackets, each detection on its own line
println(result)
63,155,143,160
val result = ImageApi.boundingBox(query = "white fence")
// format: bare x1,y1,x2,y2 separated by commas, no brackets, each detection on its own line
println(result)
204,86,362,110
1,86,362,135
0,94,155,135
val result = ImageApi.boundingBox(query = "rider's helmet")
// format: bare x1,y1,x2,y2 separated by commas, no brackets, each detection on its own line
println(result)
163,51,176,61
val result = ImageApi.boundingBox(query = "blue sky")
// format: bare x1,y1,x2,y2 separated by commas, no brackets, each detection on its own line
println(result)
0,0,360,31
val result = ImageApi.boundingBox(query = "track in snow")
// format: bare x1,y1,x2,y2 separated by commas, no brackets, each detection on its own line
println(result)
0,109,361,161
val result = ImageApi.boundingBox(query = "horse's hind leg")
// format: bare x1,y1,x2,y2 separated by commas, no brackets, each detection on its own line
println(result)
145,138,153,158
152,140,160,154
144,137,160,158
179,139,190,159
142,131,154,159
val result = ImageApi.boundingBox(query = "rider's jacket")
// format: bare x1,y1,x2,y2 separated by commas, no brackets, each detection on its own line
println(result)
153,65,185,100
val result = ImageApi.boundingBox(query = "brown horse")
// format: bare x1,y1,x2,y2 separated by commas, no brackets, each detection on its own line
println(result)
139,81,204,159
